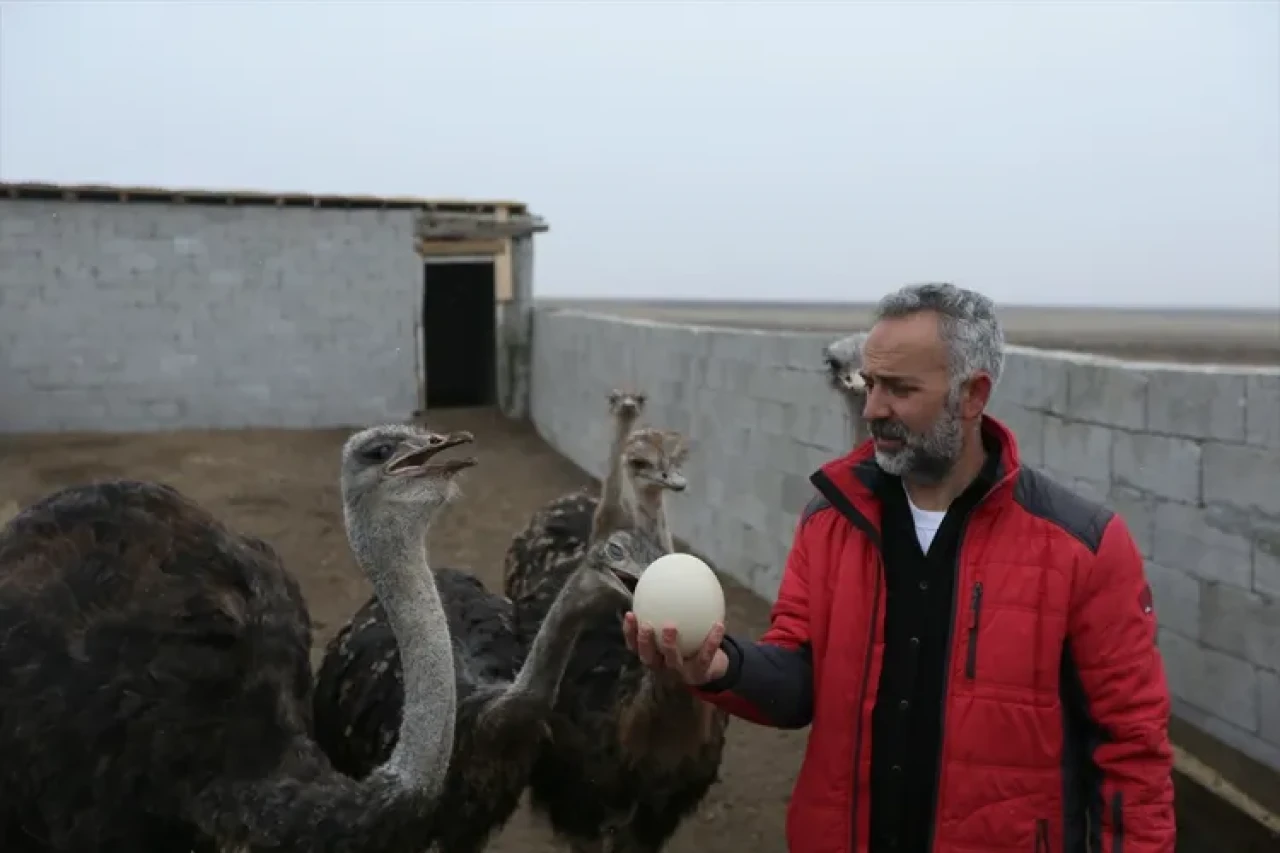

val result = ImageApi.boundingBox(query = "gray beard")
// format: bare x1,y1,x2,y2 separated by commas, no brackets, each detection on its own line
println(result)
872,398,964,485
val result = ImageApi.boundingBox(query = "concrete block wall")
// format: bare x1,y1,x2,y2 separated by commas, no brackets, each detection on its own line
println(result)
0,199,421,432
528,307,1280,774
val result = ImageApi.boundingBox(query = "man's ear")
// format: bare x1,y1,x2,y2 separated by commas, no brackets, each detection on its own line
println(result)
961,372,994,420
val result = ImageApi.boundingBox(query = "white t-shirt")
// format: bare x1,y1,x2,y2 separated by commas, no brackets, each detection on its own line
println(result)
905,491,948,554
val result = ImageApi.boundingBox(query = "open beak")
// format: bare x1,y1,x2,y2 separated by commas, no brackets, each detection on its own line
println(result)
385,430,478,477
608,566,640,598
840,371,866,393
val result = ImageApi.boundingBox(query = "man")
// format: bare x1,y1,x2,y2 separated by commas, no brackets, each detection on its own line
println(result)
622,283,1176,852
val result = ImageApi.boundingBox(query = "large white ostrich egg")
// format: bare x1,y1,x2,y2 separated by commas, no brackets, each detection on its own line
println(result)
632,552,725,657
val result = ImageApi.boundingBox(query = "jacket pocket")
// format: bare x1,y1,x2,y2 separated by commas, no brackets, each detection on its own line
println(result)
1033,818,1050,852
964,581,984,679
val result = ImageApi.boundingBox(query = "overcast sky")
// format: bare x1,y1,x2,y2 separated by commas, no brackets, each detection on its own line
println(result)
2,2,1277,308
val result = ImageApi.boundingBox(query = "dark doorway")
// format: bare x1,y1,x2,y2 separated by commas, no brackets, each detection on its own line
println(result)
422,260,497,408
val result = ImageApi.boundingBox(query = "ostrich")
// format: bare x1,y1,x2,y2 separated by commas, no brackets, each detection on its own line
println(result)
588,389,648,540
0,423,473,853
504,425,688,609
822,332,871,445
502,420,723,852
501,387,670,604
595,426,688,553
312,525,666,853
511,533,729,853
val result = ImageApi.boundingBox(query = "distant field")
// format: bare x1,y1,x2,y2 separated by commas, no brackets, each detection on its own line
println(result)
537,298,1279,366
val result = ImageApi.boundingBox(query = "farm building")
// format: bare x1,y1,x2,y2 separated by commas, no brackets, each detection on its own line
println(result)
0,181,548,432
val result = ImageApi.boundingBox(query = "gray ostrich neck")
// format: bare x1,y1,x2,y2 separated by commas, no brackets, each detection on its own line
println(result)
506,566,602,706
846,395,869,445
590,413,640,543
635,485,673,552
346,506,457,799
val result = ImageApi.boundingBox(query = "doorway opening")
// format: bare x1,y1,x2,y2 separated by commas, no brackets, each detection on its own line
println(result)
422,260,497,409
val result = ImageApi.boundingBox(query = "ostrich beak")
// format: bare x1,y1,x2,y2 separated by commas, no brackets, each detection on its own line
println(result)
386,430,478,477
608,564,640,596
840,372,866,393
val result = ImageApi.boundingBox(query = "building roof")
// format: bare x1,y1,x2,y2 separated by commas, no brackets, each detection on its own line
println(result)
0,179,530,215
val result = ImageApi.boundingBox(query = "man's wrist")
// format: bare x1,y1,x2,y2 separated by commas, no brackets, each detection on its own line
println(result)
703,649,729,683
696,637,742,692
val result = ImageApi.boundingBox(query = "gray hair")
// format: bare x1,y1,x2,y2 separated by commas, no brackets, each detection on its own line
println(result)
873,282,1005,392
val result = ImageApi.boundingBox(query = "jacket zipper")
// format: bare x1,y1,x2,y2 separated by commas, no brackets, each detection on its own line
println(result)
1035,817,1050,852
1111,792,1124,853
964,581,984,679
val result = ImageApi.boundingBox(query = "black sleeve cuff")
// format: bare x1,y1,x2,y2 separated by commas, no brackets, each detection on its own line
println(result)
698,634,745,692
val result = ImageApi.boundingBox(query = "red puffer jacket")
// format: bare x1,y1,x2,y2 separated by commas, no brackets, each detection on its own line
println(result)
695,415,1175,852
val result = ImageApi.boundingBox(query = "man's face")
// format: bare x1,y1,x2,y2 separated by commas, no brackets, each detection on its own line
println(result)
858,311,988,483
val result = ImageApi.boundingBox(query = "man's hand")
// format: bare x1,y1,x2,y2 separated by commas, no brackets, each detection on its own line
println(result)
622,612,728,686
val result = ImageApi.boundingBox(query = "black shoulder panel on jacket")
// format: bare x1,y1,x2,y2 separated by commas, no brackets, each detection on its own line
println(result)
1012,467,1114,554
801,494,833,525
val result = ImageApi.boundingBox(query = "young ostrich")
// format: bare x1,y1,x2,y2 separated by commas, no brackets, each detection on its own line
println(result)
822,332,871,445
506,422,724,852
312,526,666,853
0,424,474,853
511,533,729,853
502,388,686,603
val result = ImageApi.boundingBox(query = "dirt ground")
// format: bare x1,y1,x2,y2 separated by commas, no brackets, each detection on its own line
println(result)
0,407,803,852
0,406,1272,852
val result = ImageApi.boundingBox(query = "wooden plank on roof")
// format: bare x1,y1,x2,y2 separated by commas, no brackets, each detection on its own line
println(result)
416,212,550,241
415,238,508,257
0,180,530,214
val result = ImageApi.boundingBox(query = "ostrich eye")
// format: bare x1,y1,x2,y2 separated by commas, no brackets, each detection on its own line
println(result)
359,442,396,464
629,458,651,470
605,542,627,561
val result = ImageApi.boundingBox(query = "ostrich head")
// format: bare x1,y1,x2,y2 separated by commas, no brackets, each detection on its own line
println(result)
622,428,689,493
607,388,647,419
584,527,667,599
339,424,478,517
822,333,867,396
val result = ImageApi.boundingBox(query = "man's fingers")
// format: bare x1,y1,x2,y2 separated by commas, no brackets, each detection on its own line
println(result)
659,624,684,669
636,621,660,666
696,622,725,669
641,620,726,683
621,612,638,652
